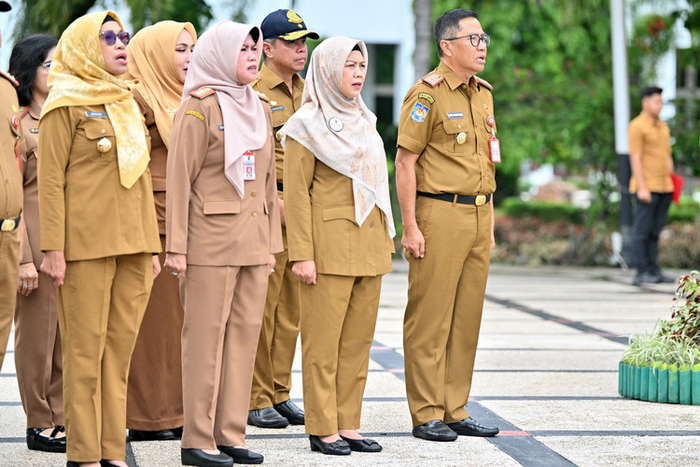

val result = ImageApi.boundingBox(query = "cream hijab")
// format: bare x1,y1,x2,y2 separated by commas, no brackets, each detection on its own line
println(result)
42,11,149,189
126,21,197,148
280,37,395,237
182,21,266,197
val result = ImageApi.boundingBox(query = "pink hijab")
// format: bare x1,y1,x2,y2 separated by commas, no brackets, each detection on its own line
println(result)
182,21,266,197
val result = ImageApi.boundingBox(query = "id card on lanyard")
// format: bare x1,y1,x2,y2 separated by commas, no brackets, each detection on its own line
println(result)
243,151,256,180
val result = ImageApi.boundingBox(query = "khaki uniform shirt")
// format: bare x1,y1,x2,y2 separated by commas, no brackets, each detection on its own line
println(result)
166,91,283,266
628,112,673,193
19,109,40,265
134,90,168,234
251,64,304,182
284,138,394,277
0,71,23,221
38,105,161,260
397,61,497,195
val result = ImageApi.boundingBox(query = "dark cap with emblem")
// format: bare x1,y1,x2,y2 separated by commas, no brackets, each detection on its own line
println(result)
261,9,319,41
0,1,12,12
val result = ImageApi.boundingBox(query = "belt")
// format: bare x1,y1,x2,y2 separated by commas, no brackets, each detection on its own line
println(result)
0,215,21,232
417,191,491,206
276,181,284,192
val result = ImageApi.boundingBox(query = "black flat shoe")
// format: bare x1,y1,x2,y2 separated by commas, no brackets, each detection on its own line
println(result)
446,417,499,437
309,435,351,456
128,428,178,441
411,420,458,442
66,463,80,467
27,427,67,452
181,448,233,467
273,400,305,425
247,407,289,428
99,461,123,466
339,435,382,452
217,445,264,464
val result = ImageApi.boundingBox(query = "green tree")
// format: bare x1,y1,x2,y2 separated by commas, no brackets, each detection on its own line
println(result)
15,0,98,37
125,0,213,32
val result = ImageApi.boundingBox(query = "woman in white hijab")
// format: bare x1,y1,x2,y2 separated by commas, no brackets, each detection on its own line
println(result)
281,36,395,456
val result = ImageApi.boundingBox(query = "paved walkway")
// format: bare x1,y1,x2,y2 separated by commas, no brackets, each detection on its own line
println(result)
1,263,699,466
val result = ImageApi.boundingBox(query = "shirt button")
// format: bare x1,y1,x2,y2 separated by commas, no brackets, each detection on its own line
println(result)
457,124,462,129
251,192,257,198
252,212,258,218
370,222,375,228
101,129,106,134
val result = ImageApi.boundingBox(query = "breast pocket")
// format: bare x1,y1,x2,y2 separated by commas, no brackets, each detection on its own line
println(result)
441,120,471,156
82,122,117,163
203,200,241,215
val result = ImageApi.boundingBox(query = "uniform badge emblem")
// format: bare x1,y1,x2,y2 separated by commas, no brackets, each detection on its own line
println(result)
417,92,435,104
287,10,303,23
328,117,344,132
486,116,496,127
97,137,112,153
270,105,285,112
410,103,429,123
185,110,206,121
456,132,467,145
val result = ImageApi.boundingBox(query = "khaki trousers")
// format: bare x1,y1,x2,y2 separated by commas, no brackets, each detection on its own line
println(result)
0,230,19,369
403,197,491,426
60,253,153,462
15,267,63,428
300,274,382,435
127,236,184,430
250,239,300,409
181,264,267,449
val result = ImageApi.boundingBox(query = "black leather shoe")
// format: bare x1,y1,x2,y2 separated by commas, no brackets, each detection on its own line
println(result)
309,435,351,455
447,417,499,437
181,448,233,467
411,420,457,441
128,428,178,441
66,463,80,467
273,400,305,425
634,271,661,285
339,435,382,452
248,407,289,428
217,445,264,464
27,427,67,452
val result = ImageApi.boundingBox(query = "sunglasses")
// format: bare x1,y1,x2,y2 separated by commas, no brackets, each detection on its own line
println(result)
100,30,130,46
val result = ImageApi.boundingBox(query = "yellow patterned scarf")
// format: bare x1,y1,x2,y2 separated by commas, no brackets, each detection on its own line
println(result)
42,10,149,188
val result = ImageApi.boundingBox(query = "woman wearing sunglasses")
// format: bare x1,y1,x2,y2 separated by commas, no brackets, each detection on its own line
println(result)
123,20,197,444
8,33,65,454
164,20,281,467
37,11,160,467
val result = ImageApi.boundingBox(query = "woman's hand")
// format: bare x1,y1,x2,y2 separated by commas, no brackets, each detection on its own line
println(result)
40,250,66,287
268,254,276,275
292,260,317,285
152,255,161,279
17,262,39,296
164,253,187,277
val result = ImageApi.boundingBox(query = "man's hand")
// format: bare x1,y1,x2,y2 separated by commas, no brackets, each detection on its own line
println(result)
637,188,652,203
292,260,317,285
40,250,66,287
268,254,276,275
164,253,187,277
152,255,161,279
402,225,425,259
17,262,39,296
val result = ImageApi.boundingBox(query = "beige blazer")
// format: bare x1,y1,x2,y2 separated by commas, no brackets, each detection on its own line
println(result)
166,91,282,266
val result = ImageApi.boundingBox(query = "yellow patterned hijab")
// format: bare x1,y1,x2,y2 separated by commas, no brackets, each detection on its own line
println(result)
126,21,197,148
41,10,149,188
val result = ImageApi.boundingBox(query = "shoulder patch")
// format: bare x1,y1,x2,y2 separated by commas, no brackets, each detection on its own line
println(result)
421,71,444,87
410,102,430,123
474,76,493,91
256,91,270,103
185,110,206,121
0,69,19,87
417,92,435,105
189,87,216,99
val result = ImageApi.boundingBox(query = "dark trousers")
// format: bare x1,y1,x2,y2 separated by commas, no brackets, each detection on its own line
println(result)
632,192,672,275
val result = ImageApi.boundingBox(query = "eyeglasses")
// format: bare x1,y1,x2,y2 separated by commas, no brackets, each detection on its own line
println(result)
444,33,491,48
100,30,130,46
40,60,52,69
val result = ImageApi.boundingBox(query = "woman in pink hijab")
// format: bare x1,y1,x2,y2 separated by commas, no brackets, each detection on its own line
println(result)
164,21,282,467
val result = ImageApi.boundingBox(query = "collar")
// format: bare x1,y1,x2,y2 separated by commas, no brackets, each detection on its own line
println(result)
437,61,465,91
639,111,661,126
259,63,303,95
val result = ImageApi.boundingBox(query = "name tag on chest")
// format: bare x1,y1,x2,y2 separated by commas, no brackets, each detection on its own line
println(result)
86,111,107,118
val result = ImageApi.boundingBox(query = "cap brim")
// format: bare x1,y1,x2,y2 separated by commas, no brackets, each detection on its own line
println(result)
0,2,12,13
277,30,320,41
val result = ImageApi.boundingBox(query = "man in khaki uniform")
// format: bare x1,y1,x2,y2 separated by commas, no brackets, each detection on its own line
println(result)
628,86,675,286
395,8,499,442
0,0,25,369
248,9,317,429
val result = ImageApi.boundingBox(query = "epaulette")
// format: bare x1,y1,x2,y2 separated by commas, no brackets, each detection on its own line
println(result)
256,91,269,103
421,71,444,87
189,87,216,99
19,107,29,118
474,76,493,91
0,69,19,87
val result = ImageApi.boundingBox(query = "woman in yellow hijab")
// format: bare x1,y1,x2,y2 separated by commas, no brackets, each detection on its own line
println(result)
37,11,161,467
124,20,196,444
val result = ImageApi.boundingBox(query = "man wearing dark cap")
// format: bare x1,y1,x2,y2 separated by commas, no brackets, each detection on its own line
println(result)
248,9,318,429
0,0,25,369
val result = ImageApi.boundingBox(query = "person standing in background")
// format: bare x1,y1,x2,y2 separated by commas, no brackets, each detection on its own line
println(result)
248,8,318,430
395,8,499,442
629,86,675,286
38,11,161,466
9,33,66,453
124,20,197,442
